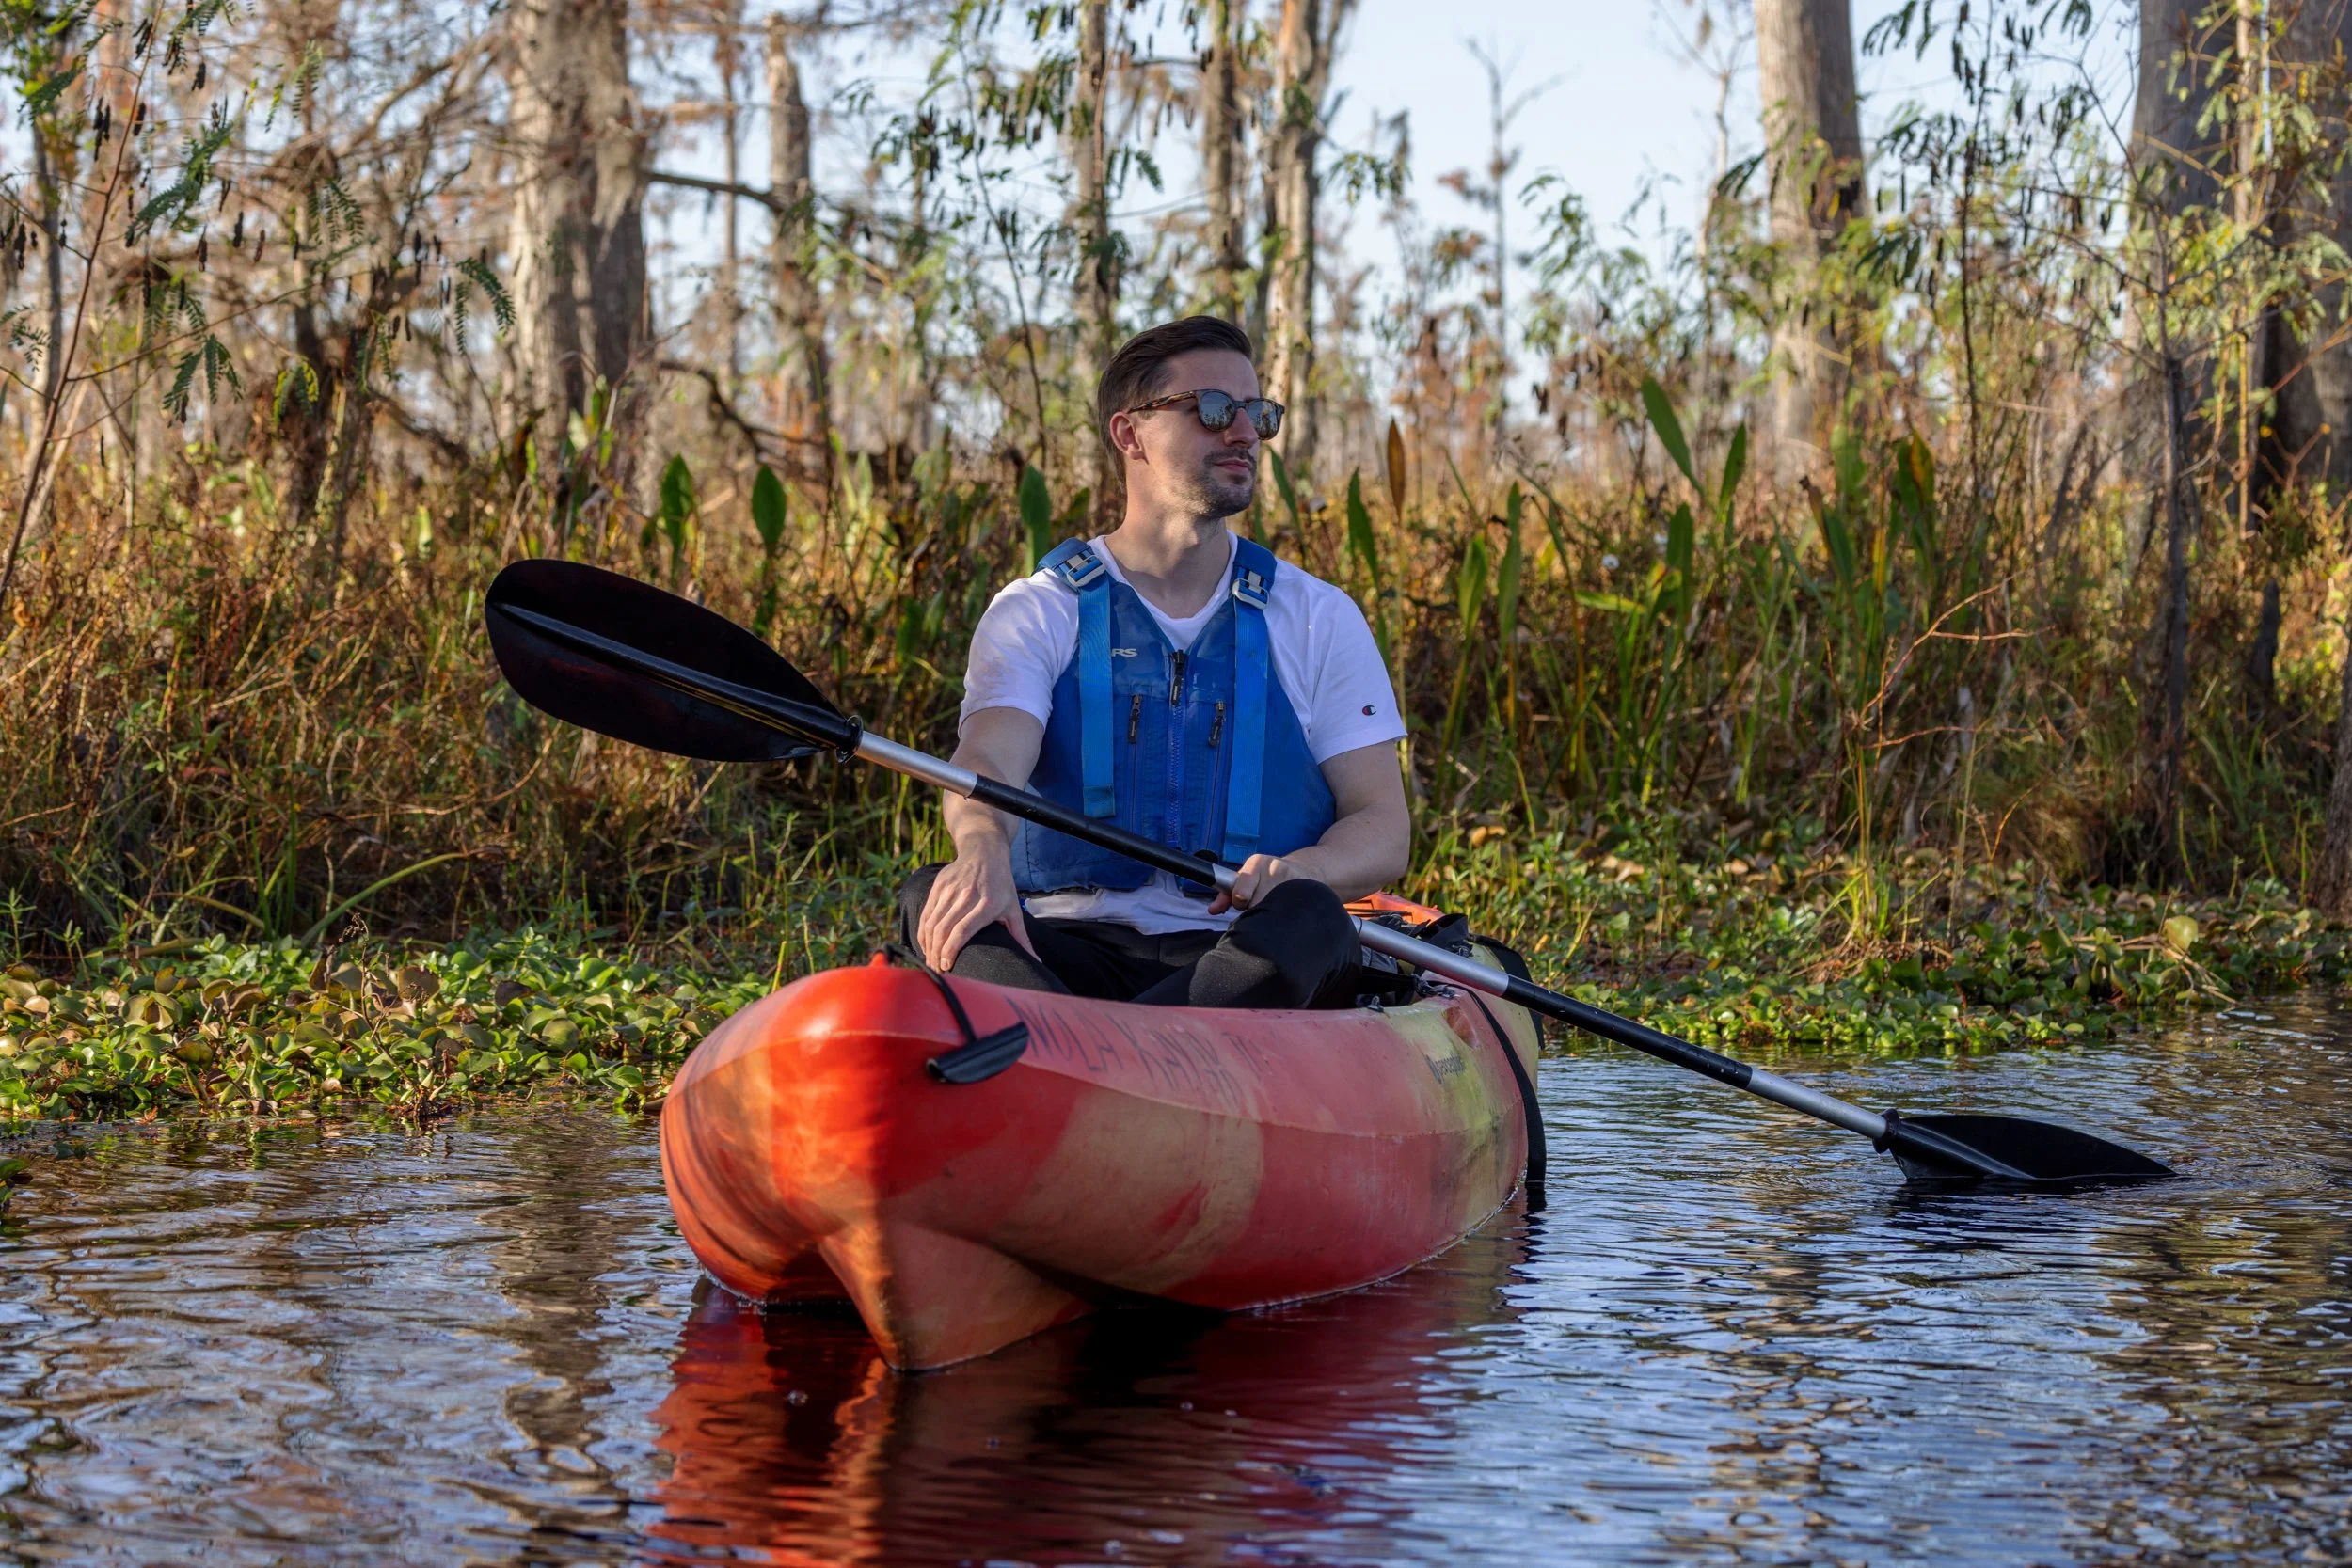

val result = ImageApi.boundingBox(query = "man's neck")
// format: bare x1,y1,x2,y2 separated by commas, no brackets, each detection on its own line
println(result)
1100,510,1232,620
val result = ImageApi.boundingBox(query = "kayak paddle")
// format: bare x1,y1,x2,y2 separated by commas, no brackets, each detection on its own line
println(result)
483,558,2173,1186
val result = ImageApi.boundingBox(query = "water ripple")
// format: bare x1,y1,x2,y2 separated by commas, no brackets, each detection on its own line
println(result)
0,1001,2346,1565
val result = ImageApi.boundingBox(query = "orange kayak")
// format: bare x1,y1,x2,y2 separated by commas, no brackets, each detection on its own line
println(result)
660,955,1540,1370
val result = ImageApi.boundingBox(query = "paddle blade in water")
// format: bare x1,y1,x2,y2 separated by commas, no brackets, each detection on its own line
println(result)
1890,1112,2175,1184
485,559,840,762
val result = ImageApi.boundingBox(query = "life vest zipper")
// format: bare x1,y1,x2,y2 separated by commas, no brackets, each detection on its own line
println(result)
1127,692,1141,743
1209,701,1224,748
1169,650,1185,707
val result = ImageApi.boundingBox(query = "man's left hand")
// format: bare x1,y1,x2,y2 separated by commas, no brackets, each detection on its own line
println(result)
1206,853,1300,915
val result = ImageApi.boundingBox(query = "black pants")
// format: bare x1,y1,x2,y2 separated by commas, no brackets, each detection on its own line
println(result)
896,864,1360,1009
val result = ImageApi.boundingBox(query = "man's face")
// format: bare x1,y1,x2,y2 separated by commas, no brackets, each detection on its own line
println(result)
1115,348,1263,518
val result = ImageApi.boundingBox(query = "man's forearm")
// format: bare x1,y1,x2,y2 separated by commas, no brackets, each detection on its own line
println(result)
941,735,1023,857
1279,807,1409,902
943,789,1014,855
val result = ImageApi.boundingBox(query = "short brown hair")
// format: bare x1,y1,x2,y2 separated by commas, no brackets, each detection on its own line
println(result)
1095,315,1255,464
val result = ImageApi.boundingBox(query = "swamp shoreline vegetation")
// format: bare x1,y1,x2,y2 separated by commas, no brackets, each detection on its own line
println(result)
11,1,2352,1130
3,842,2348,1126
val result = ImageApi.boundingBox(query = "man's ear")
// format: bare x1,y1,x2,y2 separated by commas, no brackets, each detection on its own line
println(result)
1106,408,1149,465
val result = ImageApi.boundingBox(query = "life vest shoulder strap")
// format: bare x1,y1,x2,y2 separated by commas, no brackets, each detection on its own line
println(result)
1038,538,1116,816
1222,537,1279,861
1039,537,1110,593
1229,535,1277,610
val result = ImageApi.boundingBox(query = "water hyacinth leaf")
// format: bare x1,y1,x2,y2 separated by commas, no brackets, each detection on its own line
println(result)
1641,375,1694,487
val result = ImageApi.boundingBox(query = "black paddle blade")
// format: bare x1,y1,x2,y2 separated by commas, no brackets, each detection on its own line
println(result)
1886,1111,2175,1185
485,559,845,762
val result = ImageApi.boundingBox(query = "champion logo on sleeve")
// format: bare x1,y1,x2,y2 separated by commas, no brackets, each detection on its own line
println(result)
1361,705,1375,715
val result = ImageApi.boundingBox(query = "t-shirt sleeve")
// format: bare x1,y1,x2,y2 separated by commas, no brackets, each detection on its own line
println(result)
1298,585,1408,763
958,575,1075,731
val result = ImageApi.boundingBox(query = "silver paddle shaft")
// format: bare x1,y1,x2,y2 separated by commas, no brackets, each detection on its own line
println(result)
1345,919,1890,1142
861,729,1891,1146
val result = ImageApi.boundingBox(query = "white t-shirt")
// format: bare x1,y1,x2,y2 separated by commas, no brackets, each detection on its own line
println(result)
959,531,1406,933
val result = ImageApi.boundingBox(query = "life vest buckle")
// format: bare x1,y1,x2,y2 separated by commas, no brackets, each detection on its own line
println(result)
1053,545,1108,591
1230,566,1271,610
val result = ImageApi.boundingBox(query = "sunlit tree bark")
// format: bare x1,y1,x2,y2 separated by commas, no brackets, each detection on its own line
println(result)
766,15,832,485
1071,0,1116,508
1263,0,1343,482
504,0,647,436
1754,0,1860,474
1200,0,1248,321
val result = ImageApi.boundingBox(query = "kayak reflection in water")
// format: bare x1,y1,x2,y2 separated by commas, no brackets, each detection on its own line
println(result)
899,315,1411,1010
645,1215,1529,1567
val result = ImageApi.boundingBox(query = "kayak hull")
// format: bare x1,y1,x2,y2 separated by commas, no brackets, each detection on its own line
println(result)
660,958,1537,1370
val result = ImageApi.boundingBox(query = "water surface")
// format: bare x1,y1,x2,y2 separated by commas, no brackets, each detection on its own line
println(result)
2,1000,2347,1565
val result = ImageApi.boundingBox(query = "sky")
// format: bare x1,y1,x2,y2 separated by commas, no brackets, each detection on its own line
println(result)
1336,0,2140,304
0,0,2148,408
720,0,2141,352
1344,1,1741,263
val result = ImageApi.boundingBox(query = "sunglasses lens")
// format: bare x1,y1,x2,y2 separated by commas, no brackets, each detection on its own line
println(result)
1250,400,1283,436
1195,390,1237,430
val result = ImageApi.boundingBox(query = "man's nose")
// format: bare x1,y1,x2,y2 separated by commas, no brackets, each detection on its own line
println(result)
1223,413,1259,449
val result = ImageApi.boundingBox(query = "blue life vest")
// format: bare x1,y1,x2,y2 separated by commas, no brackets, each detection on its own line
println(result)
1011,535,1338,895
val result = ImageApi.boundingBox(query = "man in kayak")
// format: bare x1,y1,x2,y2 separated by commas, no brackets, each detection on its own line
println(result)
900,314,1410,1008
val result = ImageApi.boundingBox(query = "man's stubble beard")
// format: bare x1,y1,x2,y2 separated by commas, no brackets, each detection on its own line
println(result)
1175,450,1256,519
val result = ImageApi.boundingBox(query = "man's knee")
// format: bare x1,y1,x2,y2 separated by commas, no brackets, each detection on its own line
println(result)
896,863,947,947
1230,876,1349,942
1225,878,1357,1001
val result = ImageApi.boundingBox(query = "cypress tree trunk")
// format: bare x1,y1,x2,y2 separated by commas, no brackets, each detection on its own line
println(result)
1200,0,1248,321
1263,0,1335,482
1071,0,1117,509
1754,0,1861,476
718,0,743,381
505,0,648,439
766,16,833,485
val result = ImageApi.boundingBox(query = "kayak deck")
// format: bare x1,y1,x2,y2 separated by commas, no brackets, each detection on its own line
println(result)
660,957,1538,1369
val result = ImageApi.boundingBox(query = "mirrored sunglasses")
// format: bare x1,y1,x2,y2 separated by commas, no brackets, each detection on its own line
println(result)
1127,388,1286,437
